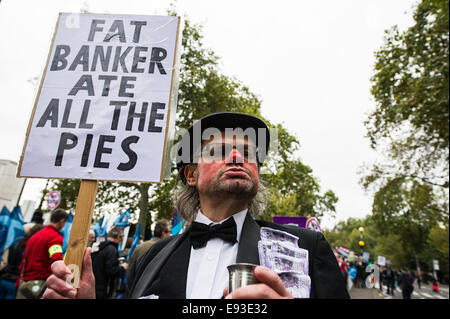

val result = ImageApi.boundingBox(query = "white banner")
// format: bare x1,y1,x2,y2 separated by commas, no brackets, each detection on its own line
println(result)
19,13,181,183
377,255,386,266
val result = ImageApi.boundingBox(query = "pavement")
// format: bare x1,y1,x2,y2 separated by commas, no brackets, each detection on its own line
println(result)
349,287,384,299
349,282,449,299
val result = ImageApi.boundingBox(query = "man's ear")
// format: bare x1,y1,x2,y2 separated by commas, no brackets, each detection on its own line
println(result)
184,164,197,186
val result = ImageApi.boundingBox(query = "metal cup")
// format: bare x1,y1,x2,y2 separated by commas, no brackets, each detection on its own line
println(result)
227,263,259,293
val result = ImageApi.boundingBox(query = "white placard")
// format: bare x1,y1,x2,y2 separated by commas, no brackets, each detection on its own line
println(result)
433,259,439,271
19,13,181,183
377,255,386,266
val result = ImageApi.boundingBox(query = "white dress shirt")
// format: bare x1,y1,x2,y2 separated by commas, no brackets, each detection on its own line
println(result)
186,209,247,299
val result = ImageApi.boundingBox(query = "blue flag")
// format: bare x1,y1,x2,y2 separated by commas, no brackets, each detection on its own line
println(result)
61,211,73,254
113,209,130,228
0,206,11,253
93,215,105,239
348,265,357,280
1,206,25,255
171,210,184,235
126,223,141,263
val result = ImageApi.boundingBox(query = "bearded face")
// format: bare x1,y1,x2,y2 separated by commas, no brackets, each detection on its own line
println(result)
184,133,260,201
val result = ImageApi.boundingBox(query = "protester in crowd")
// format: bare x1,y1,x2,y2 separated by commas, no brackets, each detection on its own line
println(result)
87,230,96,248
356,261,366,288
382,265,395,296
432,278,439,293
91,227,128,299
16,209,68,299
43,112,350,299
396,269,402,288
400,268,414,299
414,270,422,289
348,262,358,288
0,224,44,299
30,210,44,225
119,237,134,259
379,266,385,292
338,255,348,284
127,219,171,274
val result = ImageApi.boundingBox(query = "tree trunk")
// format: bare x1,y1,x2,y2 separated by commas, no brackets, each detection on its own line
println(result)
138,183,150,239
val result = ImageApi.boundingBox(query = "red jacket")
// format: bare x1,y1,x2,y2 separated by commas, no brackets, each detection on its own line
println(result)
17,225,64,284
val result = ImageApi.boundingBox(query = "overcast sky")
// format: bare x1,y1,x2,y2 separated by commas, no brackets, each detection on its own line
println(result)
0,0,417,229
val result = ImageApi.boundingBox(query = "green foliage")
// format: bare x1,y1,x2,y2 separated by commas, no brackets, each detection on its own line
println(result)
366,0,449,178
356,0,449,280
362,0,449,217
48,179,80,211
428,224,449,258
372,233,408,268
262,159,338,221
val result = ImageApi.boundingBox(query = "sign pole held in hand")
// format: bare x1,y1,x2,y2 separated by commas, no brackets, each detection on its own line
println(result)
64,179,98,287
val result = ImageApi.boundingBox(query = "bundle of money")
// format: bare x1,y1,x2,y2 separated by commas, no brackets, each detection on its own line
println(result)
260,227,299,247
278,272,311,299
271,241,309,260
267,252,308,275
258,227,311,298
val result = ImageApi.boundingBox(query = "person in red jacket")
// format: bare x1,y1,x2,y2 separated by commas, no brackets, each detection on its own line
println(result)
16,209,68,299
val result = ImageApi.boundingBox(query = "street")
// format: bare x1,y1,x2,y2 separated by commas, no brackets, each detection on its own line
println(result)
350,282,449,299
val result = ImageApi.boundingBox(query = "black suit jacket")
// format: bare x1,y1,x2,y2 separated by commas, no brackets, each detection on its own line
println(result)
126,213,350,299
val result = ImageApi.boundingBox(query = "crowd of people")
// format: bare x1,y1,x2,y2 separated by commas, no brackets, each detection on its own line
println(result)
335,253,439,299
0,206,173,299
3,112,347,300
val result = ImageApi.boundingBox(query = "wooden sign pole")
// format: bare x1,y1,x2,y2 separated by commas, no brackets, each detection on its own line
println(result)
64,179,98,287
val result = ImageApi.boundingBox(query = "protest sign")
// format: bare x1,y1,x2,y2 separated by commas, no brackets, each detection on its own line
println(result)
377,255,386,266
18,13,181,183
16,13,181,284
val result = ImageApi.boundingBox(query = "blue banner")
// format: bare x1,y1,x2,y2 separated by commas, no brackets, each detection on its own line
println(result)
1,206,25,255
61,211,73,254
93,215,106,239
0,206,11,253
113,209,130,228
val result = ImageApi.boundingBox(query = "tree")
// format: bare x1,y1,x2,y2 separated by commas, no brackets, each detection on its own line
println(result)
360,0,449,275
363,0,449,189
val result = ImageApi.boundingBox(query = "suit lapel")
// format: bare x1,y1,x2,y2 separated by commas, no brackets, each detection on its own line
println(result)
236,213,261,265
130,228,190,299
144,234,191,299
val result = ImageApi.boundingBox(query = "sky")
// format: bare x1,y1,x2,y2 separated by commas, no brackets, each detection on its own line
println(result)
0,0,418,229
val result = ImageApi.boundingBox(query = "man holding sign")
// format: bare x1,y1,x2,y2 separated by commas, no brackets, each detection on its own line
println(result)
19,12,181,298
43,112,349,299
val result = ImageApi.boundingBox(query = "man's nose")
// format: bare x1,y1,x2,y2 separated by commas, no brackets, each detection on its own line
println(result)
225,149,244,164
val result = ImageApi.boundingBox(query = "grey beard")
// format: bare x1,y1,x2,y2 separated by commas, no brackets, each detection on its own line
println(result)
212,177,257,199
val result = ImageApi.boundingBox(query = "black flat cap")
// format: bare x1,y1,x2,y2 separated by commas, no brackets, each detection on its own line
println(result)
176,112,270,183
